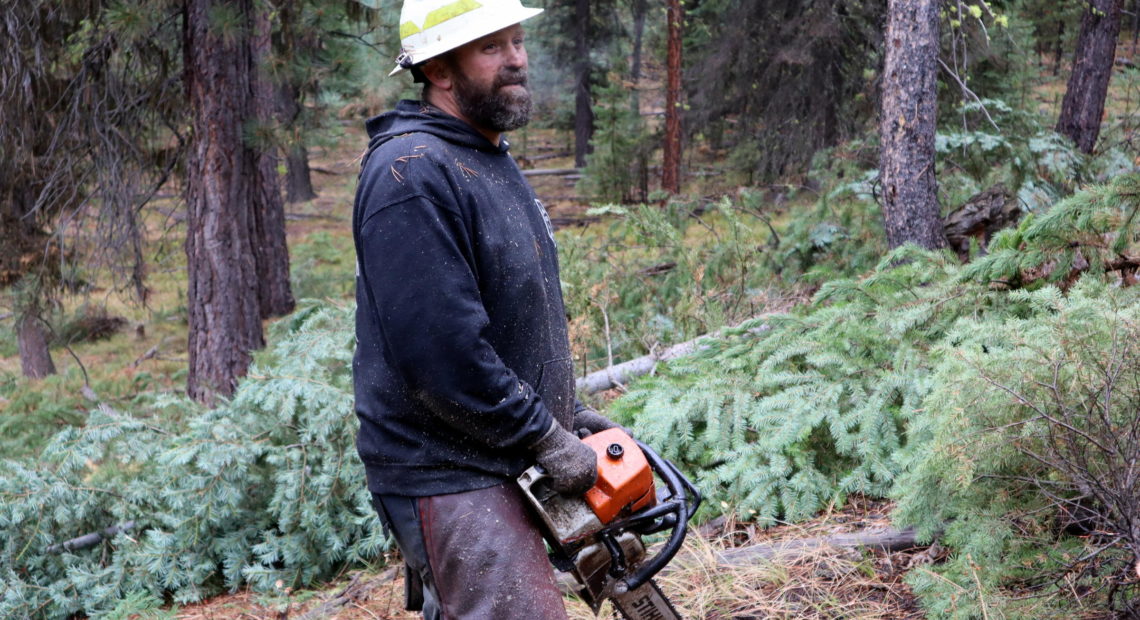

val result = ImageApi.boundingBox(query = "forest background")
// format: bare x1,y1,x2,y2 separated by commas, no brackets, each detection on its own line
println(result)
4,0,1140,617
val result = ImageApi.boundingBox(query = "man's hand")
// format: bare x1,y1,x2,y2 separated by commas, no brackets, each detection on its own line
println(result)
531,423,598,495
572,407,621,436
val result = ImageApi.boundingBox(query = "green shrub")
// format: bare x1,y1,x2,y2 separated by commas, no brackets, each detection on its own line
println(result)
559,195,783,376
609,247,1000,524
0,302,387,618
577,74,650,204
893,278,1140,618
290,231,355,301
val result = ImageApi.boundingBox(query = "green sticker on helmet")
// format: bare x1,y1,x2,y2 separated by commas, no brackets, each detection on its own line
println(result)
399,21,422,39
423,0,483,31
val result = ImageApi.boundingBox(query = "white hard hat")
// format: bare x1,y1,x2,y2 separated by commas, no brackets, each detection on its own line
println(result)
390,0,543,77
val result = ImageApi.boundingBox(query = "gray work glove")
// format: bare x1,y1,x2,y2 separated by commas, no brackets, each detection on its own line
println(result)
530,422,598,495
572,407,621,436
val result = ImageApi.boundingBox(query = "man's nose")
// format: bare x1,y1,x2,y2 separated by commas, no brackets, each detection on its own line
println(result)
503,44,527,70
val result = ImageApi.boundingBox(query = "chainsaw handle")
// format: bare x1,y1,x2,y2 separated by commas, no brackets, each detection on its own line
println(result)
611,439,701,594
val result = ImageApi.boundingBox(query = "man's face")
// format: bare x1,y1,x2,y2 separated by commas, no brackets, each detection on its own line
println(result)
446,24,531,133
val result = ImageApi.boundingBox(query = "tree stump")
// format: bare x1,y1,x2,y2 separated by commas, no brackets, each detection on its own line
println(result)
943,183,1020,261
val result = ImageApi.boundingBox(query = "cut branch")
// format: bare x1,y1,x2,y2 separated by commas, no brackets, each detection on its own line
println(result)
576,318,771,395
47,521,136,554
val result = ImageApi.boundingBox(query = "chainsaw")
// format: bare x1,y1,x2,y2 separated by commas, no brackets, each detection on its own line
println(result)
518,428,701,619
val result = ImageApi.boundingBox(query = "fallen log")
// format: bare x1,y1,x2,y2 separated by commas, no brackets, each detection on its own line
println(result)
519,151,572,163
714,526,919,566
575,337,709,395
575,320,771,395
554,525,921,595
521,167,580,177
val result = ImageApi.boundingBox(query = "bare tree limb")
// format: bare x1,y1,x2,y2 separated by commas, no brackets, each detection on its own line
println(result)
576,318,772,395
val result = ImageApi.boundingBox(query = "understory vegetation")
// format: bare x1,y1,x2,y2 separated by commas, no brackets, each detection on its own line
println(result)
9,3,1140,618
6,168,1140,616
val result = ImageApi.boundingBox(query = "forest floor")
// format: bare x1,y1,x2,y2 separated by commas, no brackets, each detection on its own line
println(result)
176,496,926,620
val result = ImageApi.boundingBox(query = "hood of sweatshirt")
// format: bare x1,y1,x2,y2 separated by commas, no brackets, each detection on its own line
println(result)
364,99,509,156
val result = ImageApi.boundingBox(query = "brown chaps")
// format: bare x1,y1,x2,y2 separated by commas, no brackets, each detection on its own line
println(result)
371,483,568,620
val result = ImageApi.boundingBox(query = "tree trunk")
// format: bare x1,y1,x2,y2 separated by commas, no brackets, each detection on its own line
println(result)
17,311,55,379
1056,0,1122,154
573,0,593,168
184,0,265,405
251,7,295,319
278,81,317,204
1055,19,1065,76
879,0,947,251
631,0,649,202
285,143,316,204
1132,0,1139,54
662,0,683,195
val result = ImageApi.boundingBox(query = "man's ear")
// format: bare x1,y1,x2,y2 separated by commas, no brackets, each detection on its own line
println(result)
421,58,453,91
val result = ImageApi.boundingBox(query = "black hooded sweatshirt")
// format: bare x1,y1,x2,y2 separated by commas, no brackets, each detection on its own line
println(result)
352,100,576,496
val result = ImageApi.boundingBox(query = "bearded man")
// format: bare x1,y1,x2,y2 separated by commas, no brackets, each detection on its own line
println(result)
351,2,621,618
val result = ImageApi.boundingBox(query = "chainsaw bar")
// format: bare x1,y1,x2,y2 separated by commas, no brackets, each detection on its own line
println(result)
610,578,682,620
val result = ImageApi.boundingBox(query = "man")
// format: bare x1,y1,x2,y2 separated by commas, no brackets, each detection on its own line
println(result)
351,1,620,618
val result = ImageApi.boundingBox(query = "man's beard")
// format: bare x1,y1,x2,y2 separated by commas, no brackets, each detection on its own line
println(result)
452,67,532,133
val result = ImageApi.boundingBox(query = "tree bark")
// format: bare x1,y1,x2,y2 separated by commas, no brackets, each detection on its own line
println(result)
662,0,683,195
17,311,55,379
250,7,295,319
573,0,593,168
879,0,947,250
1056,0,1122,154
272,0,317,204
184,0,265,405
631,0,649,202
278,81,317,204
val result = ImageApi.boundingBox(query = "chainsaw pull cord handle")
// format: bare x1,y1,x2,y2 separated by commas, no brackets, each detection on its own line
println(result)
613,439,702,594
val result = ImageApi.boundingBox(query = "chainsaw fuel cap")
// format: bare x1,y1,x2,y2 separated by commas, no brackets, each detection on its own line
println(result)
606,443,624,460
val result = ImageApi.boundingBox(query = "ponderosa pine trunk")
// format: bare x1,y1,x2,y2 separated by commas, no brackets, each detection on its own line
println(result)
662,0,683,195
251,8,295,319
16,311,55,379
272,0,317,204
3,187,57,379
277,80,317,203
184,0,265,404
573,0,593,168
879,0,947,250
1056,0,1122,154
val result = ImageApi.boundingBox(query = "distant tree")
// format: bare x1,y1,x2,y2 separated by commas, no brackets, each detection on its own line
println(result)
274,1,319,204
1056,0,1123,154
534,0,619,167
662,0,683,194
574,0,594,168
879,0,947,250
251,7,296,319
0,1,181,378
685,0,885,182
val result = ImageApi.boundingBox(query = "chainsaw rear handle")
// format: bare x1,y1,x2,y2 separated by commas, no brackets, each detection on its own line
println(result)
605,438,701,594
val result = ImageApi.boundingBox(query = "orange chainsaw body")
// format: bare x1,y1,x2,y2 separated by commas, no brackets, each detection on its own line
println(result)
581,428,657,524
